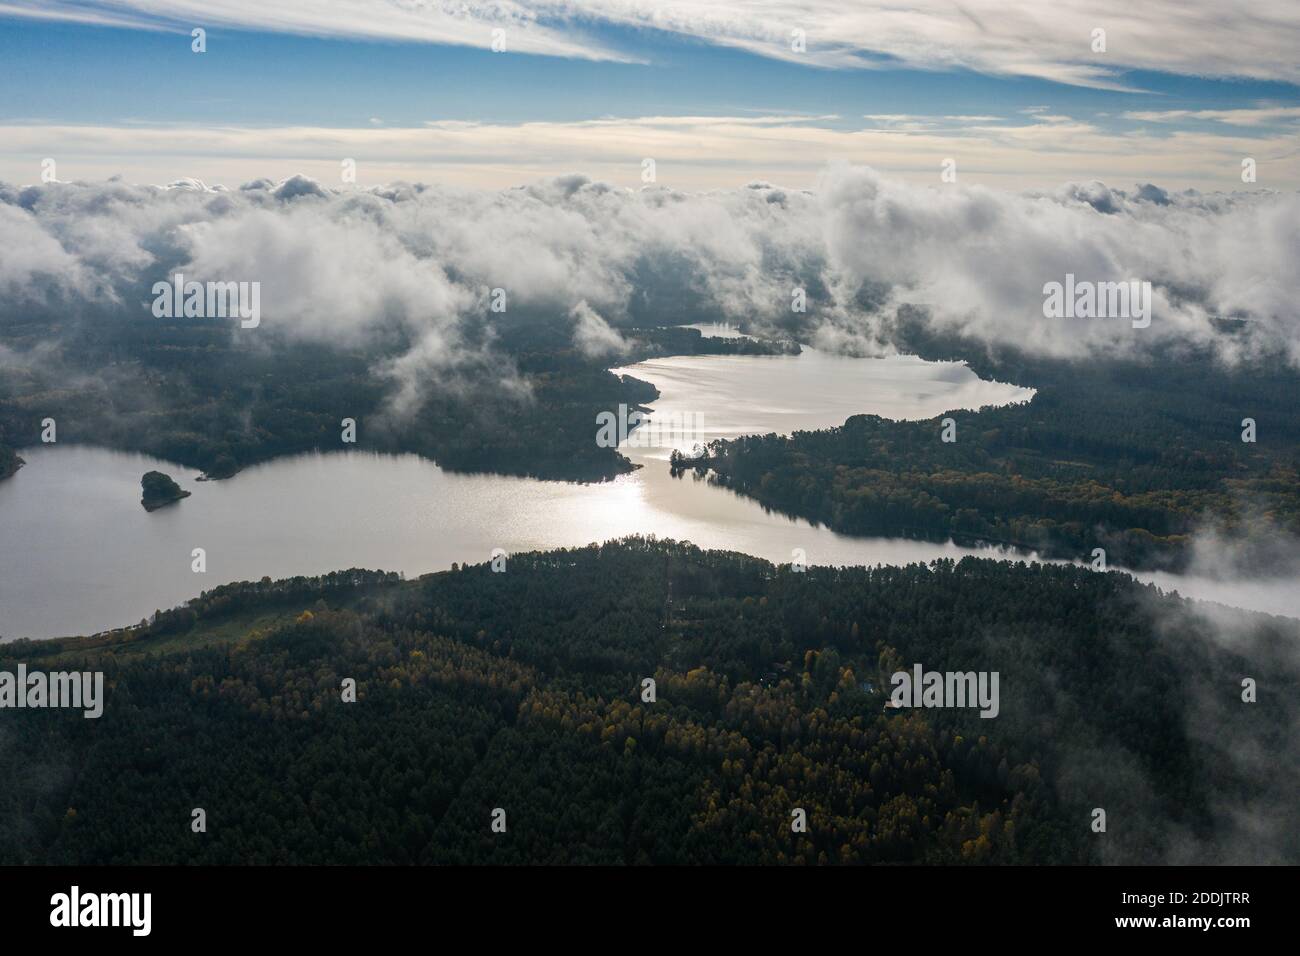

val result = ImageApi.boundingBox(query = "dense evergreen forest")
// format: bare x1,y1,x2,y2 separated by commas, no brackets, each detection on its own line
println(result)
2,539,1294,865
0,314,790,483
696,320,1300,572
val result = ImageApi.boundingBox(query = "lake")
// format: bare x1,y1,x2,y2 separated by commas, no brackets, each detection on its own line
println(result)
1,327,1294,638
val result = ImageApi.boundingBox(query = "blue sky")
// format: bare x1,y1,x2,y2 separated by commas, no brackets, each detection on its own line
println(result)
0,2,1296,190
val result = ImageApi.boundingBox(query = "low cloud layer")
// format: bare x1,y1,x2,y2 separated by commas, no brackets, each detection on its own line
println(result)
1,167,1297,394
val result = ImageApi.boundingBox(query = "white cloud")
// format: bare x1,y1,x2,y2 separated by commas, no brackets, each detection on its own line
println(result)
0,202,98,304
1124,106,1300,127
1,167,1297,413
814,167,1300,365
0,0,631,62
570,300,628,357
4,1,1300,87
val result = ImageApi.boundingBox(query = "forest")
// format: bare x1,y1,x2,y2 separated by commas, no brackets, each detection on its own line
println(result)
2,538,1294,865
696,318,1300,572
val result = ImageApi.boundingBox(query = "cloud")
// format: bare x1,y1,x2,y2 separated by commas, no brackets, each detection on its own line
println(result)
0,0,631,62
569,300,628,358
0,201,99,305
1124,106,1300,127
1,167,1297,410
2,111,1296,193
6,2,1300,88
815,166,1300,364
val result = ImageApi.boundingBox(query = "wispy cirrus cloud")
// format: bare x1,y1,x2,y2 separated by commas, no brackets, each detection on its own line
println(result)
0,0,634,62
1123,106,1300,127
3,1,1300,88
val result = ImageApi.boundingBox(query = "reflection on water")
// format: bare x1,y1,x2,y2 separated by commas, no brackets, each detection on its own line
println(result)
1,330,1293,638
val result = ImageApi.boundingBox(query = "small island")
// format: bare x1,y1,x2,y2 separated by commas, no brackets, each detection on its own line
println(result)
141,470,191,511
